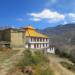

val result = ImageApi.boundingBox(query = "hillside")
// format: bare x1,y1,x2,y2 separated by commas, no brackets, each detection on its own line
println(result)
0,24,75,75
6,50,75,75
38,23,75,64
38,23,75,46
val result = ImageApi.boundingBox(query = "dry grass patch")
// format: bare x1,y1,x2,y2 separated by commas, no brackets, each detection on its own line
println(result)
0,48,19,64
60,61,75,72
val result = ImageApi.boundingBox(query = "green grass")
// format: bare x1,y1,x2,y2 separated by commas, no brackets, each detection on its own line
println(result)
17,49,49,66
17,49,54,75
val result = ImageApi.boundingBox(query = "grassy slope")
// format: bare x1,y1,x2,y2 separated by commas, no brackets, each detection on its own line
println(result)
7,51,75,75
0,48,25,75
0,50,18,64
48,54,75,75
7,50,54,75
0,48,75,75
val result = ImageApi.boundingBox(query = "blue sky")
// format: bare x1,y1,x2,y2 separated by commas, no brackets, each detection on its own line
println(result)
0,0,75,29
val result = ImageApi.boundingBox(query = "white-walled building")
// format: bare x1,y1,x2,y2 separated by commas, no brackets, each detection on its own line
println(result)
0,25,49,50
46,45,56,54
24,26,49,49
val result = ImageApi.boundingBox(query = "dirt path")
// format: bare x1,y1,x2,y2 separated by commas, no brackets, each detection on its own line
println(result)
0,50,75,75
49,54,75,75
0,49,25,75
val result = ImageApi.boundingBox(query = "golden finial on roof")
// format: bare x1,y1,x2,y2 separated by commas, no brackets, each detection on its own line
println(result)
25,25,35,30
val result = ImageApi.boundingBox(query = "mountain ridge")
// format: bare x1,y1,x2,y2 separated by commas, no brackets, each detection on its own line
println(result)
37,23,75,46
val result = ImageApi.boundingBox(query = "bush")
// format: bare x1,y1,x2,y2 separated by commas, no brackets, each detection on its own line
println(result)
31,51,49,65
17,49,32,67
55,47,75,65
55,48,70,58
17,50,49,67
70,50,75,63
55,48,60,55
40,67,54,75
17,50,54,75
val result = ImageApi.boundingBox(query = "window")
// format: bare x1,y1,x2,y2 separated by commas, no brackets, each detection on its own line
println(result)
37,44,39,48
46,38,47,41
40,38,42,42
43,44,44,47
34,44,36,48
31,37,33,42
43,38,44,42
34,37,36,42
46,44,47,47
40,44,41,48
37,38,39,42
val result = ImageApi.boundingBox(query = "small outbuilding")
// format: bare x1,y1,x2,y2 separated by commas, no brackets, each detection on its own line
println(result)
46,45,56,54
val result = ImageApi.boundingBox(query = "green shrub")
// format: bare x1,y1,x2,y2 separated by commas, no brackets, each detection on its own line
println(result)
17,49,32,67
40,67,54,75
17,49,54,75
31,51,49,65
17,50,49,67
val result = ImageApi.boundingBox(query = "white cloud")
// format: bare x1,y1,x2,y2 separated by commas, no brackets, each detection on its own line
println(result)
63,21,68,24
28,9,65,22
16,9,75,24
68,13,75,22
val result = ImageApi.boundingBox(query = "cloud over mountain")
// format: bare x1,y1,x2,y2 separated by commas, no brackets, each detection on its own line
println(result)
28,9,75,24
28,9,65,22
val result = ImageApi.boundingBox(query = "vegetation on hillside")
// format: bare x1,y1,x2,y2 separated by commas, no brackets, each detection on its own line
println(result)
55,48,75,64
39,23,75,65
40,23,75,45
60,61,75,72
16,49,54,75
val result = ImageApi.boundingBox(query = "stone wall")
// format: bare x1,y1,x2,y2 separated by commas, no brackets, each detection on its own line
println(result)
0,31,2,41
10,30,25,49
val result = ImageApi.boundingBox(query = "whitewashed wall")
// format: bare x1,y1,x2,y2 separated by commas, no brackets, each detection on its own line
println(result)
47,47,55,54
